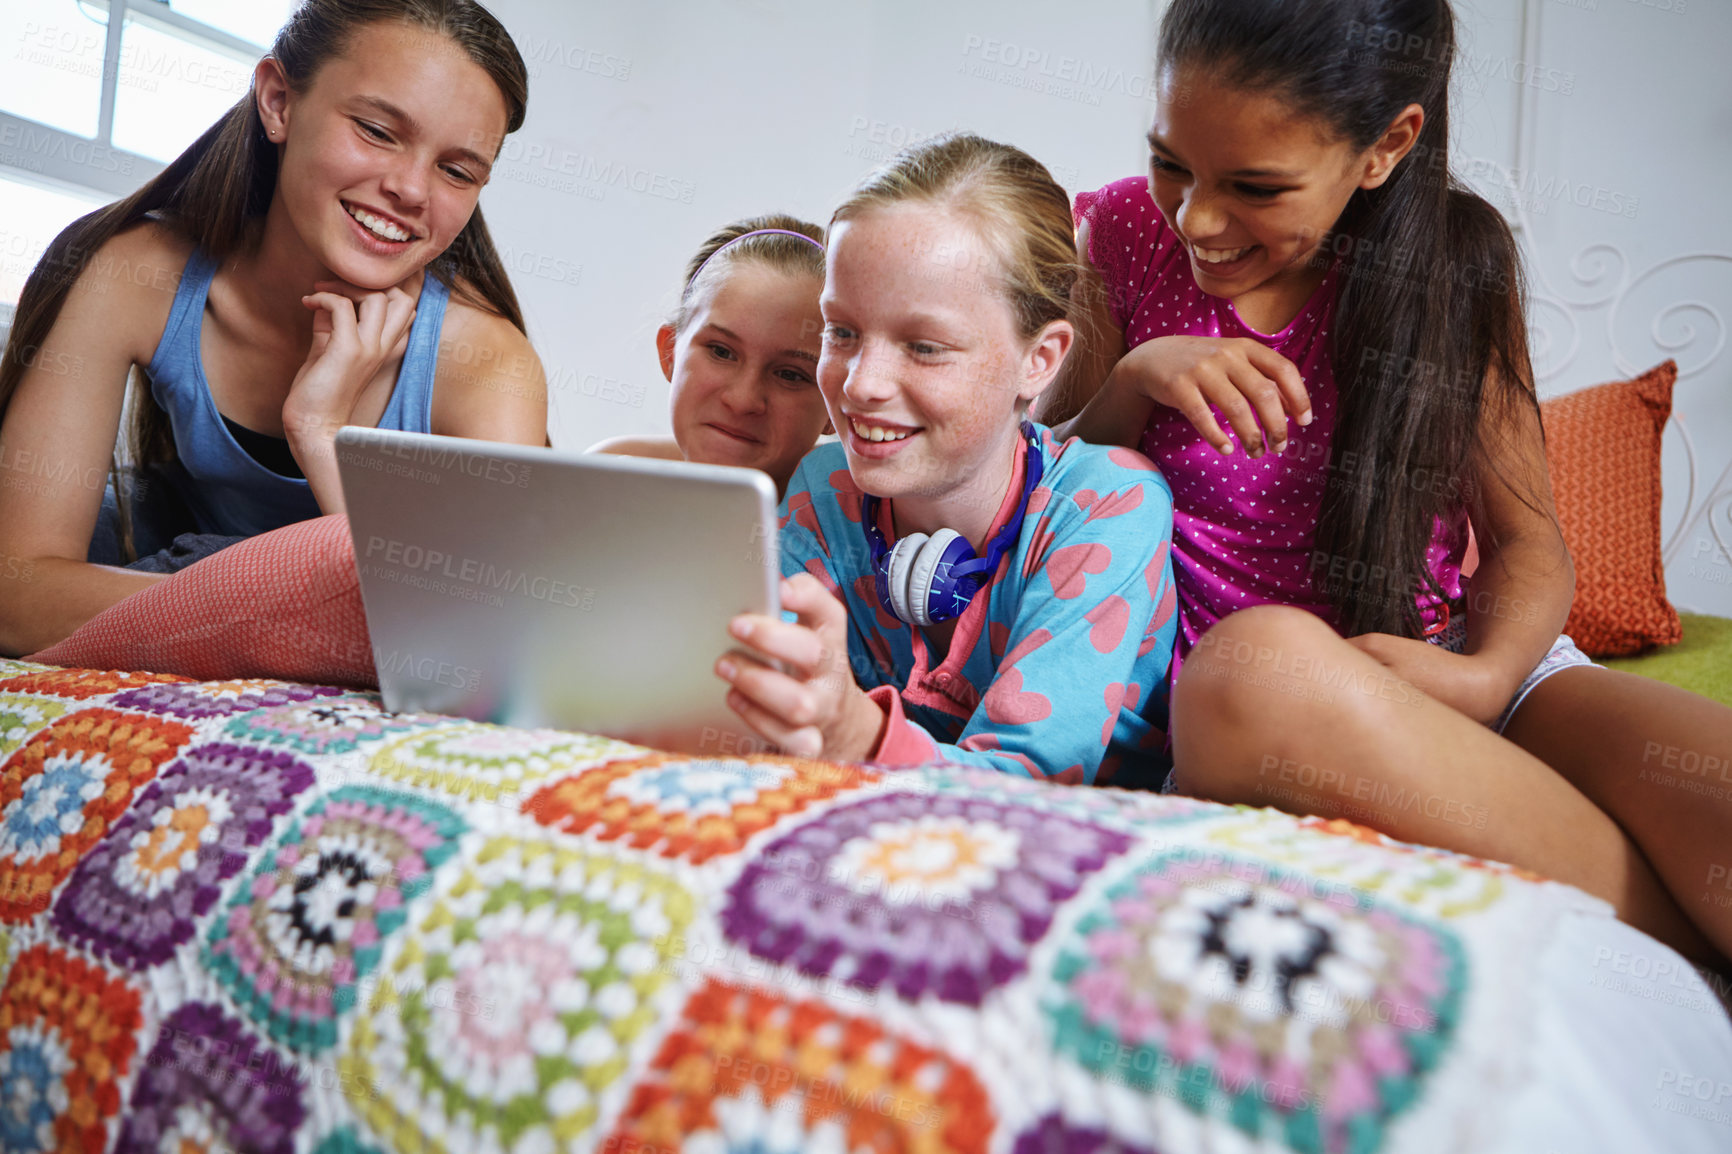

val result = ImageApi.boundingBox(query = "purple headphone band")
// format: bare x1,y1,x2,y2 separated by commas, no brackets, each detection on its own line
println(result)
693,227,825,280
862,421,1047,625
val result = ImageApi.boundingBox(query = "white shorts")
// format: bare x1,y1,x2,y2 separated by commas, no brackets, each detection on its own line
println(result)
1430,616,1597,732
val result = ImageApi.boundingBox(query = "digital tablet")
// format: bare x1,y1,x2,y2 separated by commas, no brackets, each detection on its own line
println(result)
336,427,780,754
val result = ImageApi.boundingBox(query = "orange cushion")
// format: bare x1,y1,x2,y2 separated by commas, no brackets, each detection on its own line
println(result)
30,515,377,685
1540,360,1682,657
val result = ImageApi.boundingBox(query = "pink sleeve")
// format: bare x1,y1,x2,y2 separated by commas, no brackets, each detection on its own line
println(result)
865,684,942,767
1075,176,1170,333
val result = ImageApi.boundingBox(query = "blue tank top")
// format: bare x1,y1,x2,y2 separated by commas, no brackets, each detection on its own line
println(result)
147,247,450,537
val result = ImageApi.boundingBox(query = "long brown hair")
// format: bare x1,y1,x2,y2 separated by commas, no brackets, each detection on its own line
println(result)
0,0,529,507
1160,0,1537,638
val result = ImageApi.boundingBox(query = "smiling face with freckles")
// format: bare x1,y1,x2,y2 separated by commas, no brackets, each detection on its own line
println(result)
257,21,509,290
661,260,830,490
818,203,1068,542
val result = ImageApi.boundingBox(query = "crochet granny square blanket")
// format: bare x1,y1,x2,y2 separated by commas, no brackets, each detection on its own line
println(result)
0,661,1608,1154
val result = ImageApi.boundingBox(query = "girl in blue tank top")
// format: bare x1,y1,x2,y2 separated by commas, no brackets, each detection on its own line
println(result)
0,1,547,656
143,246,450,540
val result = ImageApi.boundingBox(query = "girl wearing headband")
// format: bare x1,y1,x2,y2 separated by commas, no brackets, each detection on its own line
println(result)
592,217,831,496
714,134,1179,785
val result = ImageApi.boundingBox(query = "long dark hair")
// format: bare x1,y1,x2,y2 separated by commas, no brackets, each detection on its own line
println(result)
0,0,528,529
1160,0,1537,638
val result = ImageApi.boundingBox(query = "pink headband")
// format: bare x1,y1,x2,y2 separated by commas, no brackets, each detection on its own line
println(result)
694,227,825,279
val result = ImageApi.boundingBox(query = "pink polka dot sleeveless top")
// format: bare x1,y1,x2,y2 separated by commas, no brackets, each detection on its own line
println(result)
1076,177,1467,667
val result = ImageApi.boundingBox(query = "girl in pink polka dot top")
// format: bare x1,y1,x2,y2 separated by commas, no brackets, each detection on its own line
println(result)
1065,177,1465,670
1050,0,1732,963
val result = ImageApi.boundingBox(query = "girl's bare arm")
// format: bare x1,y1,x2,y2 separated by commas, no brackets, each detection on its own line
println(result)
587,434,682,459
1456,373,1575,707
0,226,185,655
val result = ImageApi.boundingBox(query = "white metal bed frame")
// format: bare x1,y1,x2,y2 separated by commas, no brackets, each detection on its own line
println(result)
1507,0,1732,584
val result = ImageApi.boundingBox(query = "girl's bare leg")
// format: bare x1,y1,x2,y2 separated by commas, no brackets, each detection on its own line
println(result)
1502,668,1732,960
1171,606,1713,961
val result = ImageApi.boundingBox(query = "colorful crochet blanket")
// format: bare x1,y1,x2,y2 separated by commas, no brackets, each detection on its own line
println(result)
0,661,1606,1154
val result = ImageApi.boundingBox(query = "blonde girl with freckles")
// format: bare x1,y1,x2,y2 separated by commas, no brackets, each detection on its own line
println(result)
714,133,1180,787
0,0,546,658
591,216,832,497
1047,0,1732,962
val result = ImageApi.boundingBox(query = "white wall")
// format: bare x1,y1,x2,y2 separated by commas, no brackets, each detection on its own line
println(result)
1494,0,1732,617
1440,0,1732,617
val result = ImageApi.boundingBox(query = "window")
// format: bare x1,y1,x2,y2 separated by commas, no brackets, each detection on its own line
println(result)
0,172,107,305
112,15,258,163
154,0,297,50
0,0,292,306
0,1,108,138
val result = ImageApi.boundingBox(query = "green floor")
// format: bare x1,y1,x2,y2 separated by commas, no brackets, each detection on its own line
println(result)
1601,613,1732,706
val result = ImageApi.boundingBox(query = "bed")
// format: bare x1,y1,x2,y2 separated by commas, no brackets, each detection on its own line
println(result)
3,658,1729,1154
